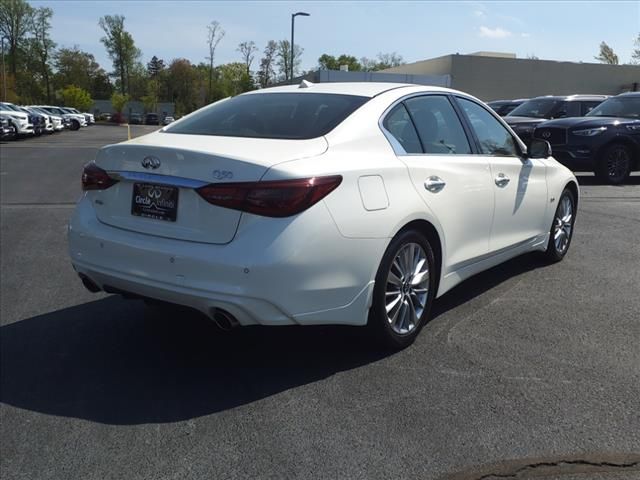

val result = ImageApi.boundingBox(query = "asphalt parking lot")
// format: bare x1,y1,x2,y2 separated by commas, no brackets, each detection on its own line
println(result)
1,126,639,480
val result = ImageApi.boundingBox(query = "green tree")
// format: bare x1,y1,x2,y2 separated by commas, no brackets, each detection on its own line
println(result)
167,58,199,115
60,84,93,111
111,91,129,113
216,62,254,97
257,40,277,88
318,54,362,71
595,41,619,64
53,46,112,99
30,6,55,102
0,0,33,77
99,14,141,94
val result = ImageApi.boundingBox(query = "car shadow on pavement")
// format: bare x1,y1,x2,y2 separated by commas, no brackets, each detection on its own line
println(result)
1,254,545,426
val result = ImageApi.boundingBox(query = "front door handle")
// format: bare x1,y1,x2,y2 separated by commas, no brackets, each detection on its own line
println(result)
424,176,446,193
495,173,510,187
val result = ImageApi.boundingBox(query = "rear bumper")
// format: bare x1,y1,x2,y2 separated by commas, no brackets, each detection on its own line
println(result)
68,196,384,327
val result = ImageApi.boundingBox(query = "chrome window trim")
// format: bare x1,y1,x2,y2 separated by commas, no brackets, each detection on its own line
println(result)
106,170,209,189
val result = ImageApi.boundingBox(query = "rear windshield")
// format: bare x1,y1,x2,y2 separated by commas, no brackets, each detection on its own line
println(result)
165,92,370,140
508,99,561,119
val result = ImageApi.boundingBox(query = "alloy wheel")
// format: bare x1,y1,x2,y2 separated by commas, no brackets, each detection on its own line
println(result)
553,195,573,254
606,146,631,183
385,242,430,335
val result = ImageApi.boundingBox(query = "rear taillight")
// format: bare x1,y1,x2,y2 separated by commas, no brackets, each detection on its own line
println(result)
196,175,342,218
82,163,118,191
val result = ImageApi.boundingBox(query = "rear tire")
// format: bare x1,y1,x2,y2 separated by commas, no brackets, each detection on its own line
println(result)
368,230,436,349
543,188,576,263
595,143,632,185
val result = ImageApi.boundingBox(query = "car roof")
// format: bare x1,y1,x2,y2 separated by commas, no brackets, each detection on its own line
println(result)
529,94,609,101
617,91,640,97
243,81,459,98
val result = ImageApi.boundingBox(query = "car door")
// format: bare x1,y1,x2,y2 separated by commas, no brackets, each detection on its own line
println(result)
455,96,549,253
382,95,494,272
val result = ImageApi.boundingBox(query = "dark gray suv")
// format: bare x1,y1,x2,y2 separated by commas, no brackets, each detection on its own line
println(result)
505,94,608,143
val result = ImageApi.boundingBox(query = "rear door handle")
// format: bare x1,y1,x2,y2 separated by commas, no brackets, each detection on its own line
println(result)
495,173,510,187
424,176,446,193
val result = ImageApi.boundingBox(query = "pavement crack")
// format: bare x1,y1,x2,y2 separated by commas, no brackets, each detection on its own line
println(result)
444,455,640,480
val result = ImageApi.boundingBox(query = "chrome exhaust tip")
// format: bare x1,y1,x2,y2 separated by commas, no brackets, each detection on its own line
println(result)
212,309,239,331
78,274,101,293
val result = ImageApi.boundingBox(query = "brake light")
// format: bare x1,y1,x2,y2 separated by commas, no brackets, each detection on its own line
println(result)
82,163,118,191
196,175,342,217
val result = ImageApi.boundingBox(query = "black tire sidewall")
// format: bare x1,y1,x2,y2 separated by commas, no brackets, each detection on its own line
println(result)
368,229,436,349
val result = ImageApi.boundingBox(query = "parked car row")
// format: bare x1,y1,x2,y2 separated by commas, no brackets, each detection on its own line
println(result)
0,101,95,140
489,92,639,184
98,112,176,126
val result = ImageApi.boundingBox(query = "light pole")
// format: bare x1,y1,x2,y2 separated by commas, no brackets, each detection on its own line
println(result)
1,36,7,102
290,12,309,83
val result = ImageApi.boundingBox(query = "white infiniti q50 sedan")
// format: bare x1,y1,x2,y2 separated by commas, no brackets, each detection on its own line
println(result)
69,82,578,348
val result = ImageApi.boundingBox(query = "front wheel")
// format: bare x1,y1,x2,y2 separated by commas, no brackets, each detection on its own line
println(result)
596,143,632,185
70,120,80,131
368,230,435,349
543,188,576,263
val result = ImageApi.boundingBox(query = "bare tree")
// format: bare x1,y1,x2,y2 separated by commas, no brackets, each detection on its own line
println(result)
276,39,302,81
631,33,640,64
206,21,225,99
257,40,277,88
594,41,618,65
237,40,258,76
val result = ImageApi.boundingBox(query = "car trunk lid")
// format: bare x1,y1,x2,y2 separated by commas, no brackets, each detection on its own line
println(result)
91,132,328,244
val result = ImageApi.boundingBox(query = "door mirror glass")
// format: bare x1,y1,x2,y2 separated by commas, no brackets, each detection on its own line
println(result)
527,138,551,159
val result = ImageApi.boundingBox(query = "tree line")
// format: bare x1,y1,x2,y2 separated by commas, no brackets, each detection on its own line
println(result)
595,36,640,65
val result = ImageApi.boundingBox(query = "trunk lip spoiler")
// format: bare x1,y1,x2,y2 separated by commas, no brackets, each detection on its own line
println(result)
106,170,209,189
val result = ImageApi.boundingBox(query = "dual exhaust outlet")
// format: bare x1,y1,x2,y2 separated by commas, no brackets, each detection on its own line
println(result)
78,273,239,331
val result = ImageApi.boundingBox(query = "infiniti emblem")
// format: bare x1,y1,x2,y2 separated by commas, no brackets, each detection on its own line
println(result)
142,156,161,169
541,131,551,139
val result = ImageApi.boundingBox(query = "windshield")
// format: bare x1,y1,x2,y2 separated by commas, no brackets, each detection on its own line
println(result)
508,99,562,119
587,96,640,119
1,102,22,112
165,92,370,140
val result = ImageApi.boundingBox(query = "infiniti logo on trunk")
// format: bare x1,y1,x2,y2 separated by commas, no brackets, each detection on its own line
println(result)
142,156,161,169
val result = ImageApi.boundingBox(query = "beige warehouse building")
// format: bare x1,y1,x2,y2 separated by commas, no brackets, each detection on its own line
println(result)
382,52,640,101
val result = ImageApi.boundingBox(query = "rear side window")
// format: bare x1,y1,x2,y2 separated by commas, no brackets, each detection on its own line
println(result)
404,96,471,154
165,93,369,140
457,97,519,156
382,103,422,154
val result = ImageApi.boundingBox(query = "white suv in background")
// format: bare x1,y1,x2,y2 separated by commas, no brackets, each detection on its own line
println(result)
67,108,95,125
33,106,86,130
0,102,34,136
28,106,64,132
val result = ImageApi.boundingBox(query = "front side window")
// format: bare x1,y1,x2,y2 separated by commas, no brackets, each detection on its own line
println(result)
382,103,422,154
457,97,519,157
404,95,471,154
165,93,370,140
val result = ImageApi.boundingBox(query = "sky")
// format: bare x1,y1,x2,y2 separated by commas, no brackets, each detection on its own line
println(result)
31,0,640,73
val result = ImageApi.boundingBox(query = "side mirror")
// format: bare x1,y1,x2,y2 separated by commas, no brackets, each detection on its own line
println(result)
527,138,552,159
